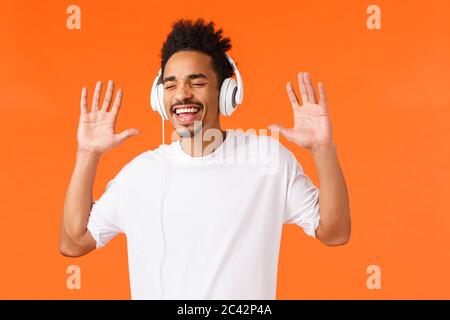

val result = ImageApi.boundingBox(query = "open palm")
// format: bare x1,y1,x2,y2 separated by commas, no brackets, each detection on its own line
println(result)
269,72,333,151
77,80,140,155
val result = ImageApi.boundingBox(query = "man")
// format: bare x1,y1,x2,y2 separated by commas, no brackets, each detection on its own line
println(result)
60,18,351,299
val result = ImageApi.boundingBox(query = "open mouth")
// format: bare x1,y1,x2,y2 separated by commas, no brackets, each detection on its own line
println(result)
171,105,203,125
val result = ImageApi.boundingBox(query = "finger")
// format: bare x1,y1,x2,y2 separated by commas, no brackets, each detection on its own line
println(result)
101,80,114,111
297,72,309,106
318,81,328,110
304,72,317,104
110,88,123,116
91,80,103,111
80,87,87,114
286,82,300,110
269,124,295,142
268,124,281,131
115,128,140,143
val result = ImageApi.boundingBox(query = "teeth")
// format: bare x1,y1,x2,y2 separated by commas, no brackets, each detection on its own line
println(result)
175,107,200,115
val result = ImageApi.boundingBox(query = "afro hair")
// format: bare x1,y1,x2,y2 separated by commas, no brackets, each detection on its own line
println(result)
160,18,234,89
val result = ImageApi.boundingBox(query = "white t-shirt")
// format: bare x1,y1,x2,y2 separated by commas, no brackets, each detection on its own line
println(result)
87,129,320,300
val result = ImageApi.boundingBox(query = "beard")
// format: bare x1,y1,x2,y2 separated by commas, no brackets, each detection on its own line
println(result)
176,120,203,138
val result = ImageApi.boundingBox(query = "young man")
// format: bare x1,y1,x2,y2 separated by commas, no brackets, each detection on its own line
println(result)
60,19,351,299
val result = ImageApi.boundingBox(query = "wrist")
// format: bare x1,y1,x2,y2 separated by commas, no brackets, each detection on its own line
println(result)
76,148,101,162
311,143,337,159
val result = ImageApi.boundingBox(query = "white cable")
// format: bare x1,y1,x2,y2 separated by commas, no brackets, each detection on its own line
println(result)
162,117,165,145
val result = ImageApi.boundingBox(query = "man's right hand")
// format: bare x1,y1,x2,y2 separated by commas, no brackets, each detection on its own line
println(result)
77,80,140,155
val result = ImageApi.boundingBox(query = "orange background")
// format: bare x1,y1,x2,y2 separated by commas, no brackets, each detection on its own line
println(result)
1,0,449,299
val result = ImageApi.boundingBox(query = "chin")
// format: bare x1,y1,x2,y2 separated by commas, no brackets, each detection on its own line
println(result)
176,124,203,139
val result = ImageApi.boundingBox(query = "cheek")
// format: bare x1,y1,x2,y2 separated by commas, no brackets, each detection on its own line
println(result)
163,93,170,110
205,90,220,114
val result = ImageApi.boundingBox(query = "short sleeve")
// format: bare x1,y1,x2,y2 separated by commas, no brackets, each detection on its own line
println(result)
284,156,321,238
87,177,124,249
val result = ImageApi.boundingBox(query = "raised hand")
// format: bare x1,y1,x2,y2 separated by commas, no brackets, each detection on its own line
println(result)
77,80,140,156
269,72,333,152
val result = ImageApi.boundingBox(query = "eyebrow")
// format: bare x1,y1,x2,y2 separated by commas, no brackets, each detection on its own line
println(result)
162,73,208,84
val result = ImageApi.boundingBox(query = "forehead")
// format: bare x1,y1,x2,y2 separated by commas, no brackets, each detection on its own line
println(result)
163,51,215,78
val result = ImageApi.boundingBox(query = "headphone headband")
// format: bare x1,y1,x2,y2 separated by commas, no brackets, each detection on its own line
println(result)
224,55,243,104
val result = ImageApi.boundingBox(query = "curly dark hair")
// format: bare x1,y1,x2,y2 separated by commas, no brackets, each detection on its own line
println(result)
160,18,234,90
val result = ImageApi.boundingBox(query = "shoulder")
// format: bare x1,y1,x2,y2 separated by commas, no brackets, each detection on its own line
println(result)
112,142,177,180
231,129,295,163
225,129,298,176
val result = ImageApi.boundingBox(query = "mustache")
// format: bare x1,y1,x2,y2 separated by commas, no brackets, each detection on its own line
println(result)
171,99,204,111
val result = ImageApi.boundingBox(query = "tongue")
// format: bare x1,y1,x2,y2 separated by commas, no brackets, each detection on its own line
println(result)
178,111,198,121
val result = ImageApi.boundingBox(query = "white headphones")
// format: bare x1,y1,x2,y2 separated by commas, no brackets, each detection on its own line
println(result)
150,54,244,120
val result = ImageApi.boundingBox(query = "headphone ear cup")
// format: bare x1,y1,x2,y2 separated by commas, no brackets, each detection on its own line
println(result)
219,78,237,117
150,75,160,113
156,83,168,120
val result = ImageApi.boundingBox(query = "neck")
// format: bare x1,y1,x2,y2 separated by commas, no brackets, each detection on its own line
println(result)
179,122,226,157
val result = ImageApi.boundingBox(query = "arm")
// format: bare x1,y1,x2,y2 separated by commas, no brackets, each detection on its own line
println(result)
60,80,140,257
311,143,350,246
269,72,351,246
60,150,100,257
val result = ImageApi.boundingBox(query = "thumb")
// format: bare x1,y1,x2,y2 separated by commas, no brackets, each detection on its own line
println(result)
268,124,295,141
115,128,141,143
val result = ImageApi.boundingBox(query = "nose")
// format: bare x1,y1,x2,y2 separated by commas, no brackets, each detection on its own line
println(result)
173,82,193,103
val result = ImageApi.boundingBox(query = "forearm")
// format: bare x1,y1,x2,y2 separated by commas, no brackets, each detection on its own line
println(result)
62,149,100,243
312,144,351,244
